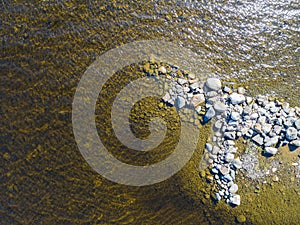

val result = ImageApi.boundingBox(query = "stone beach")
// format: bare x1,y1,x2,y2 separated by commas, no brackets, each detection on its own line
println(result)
146,62,300,206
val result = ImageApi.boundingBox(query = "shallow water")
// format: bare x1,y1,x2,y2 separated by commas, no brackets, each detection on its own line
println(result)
1,0,300,224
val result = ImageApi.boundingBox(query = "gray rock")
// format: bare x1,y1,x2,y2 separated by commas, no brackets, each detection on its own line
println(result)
290,140,300,147
264,136,279,147
274,118,283,125
294,119,300,130
245,129,254,138
177,78,188,85
286,127,298,141
214,131,222,137
204,107,216,122
176,96,186,109
257,116,267,124
225,153,235,162
205,143,213,152
195,105,202,114
282,102,290,113
265,147,278,155
206,96,220,105
273,125,282,134
228,146,238,154
206,91,218,98
224,131,236,140
205,78,222,91
214,120,223,130
256,95,268,106
229,93,246,105
252,134,264,146
250,113,259,120
230,112,240,121
230,170,236,180
252,103,259,110
262,124,272,134
209,153,218,160
243,106,252,115
223,174,233,182
254,123,262,133
257,108,267,116
213,101,227,113
229,183,238,194
232,158,243,169
215,193,221,201
219,165,230,175
224,140,235,146
212,146,221,155
284,117,296,127
190,94,205,107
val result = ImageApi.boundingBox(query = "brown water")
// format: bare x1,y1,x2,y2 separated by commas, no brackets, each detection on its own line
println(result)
1,1,300,224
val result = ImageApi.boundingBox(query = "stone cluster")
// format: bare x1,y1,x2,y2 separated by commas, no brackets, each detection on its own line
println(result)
201,79,300,206
145,62,300,206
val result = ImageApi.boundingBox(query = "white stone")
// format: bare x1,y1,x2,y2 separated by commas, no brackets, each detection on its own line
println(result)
237,87,245,94
232,158,243,169
262,124,272,134
230,112,240,121
162,92,171,102
264,136,279,147
265,147,278,155
177,78,187,85
158,66,167,74
230,194,241,206
205,143,213,152
286,127,298,140
219,165,230,175
229,93,245,105
229,183,238,194
246,96,253,104
252,134,264,146
225,153,235,162
223,86,232,93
